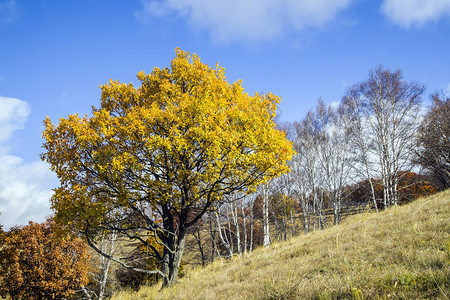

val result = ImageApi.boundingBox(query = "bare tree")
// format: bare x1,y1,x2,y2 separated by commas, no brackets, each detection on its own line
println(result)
191,223,208,266
239,196,249,255
248,194,257,253
293,108,329,231
207,213,219,262
215,210,233,259
229,198,242,255
290,150,311,234
342,95,379,211
261,182,271,247
415,92,450,190
97,231,118,300
314,101,353,225
344,66,424,208
276,122,299,236
82,230,119,300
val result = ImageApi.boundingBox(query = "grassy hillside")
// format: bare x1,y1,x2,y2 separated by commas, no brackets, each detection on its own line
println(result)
112,190,450,299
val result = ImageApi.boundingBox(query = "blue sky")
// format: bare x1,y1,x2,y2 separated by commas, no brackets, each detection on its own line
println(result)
1,0,449,228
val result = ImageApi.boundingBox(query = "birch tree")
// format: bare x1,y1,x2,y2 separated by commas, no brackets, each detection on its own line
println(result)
290,143,311,234
293,110,327,230
93,231,118,300
315,101,352,225
344,66,424,208
215,209,233,259
260,182,271,247
341,95,380,211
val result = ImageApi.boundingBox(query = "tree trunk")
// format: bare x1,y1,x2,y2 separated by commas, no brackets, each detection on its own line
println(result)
262,184,270,247
299,195,309,234
312,192,317,231
194,227,206,266
215,212,232,259
271,207,280,241
231,203,241,255
241,200,248,255
98,231,117,299
162,233,186,288
367,177,378,212
289,197,296,237
249,202,254,253
226,215,234,255
208,216,216,263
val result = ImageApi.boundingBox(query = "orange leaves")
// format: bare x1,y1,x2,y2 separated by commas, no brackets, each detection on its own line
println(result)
0,219,89,299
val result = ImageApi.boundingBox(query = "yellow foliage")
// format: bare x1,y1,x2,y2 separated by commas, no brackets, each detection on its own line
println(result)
41,48,293,238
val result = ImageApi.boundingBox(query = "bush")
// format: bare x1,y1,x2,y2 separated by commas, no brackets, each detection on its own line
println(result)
0,219,89,299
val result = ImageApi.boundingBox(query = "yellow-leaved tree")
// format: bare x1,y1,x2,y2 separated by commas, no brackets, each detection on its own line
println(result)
41,49,293,287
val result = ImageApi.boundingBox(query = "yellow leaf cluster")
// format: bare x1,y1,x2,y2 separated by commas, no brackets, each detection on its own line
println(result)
41,48,294,232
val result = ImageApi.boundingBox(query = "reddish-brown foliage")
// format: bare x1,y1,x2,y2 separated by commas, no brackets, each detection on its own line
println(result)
0,219,89,299
396,171,439,203
345,172,438,206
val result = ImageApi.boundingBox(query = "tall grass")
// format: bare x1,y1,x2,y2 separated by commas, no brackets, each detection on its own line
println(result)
112,190,450,299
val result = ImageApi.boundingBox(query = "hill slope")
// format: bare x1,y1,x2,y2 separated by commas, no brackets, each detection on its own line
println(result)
112,190,450,299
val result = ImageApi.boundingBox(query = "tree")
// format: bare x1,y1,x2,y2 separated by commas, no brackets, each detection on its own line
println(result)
415,92,450,190
215,208,234,259
0,219,89,300
343,66,424,208
314,100,352,225
260,181,272,247
83,230,119,300
342,94,380,211
292,109,327,232
41,49,293,287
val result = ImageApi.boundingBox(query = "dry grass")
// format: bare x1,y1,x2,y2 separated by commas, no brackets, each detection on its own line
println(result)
111,190,450,299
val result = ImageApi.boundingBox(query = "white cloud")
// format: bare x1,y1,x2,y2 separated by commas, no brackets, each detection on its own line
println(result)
0,96,56,229
0,96,30,143
381,0,450,28
137,0,352,43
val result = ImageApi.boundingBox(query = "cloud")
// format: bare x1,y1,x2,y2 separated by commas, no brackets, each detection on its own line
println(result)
0,0,18,25
137,0,352,43
0,96,56,229
329,101,341,109
0,96,30,143
381,0,450,28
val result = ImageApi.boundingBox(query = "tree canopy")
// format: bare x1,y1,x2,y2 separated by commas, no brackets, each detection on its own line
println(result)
41,49,293,286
